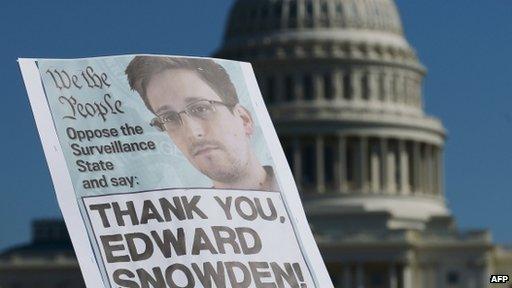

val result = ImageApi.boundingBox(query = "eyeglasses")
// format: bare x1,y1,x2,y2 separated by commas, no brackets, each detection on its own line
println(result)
150,99,234,132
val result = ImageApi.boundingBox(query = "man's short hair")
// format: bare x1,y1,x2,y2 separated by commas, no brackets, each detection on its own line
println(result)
125,56,239,114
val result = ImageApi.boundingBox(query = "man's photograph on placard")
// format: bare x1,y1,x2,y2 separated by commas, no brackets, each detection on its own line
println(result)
35,55,281,198
125,56,279,192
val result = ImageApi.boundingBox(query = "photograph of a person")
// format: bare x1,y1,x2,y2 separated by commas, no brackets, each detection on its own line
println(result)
125,56,279,192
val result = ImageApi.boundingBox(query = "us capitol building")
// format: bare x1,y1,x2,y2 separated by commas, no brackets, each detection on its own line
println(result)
1,0,511,287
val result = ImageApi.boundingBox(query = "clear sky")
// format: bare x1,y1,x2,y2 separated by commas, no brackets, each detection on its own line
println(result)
0,1,510,251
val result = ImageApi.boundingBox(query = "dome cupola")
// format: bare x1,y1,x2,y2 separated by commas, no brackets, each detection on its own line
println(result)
215,0,448,230
225,0,404,42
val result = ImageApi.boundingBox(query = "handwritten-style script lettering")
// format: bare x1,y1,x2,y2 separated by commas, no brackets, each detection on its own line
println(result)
59,93,123,122
46,66,111,90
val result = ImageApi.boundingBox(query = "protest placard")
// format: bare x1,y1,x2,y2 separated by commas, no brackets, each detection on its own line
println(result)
18,55,333,288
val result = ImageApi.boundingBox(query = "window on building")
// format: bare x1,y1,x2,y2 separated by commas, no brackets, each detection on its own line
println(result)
274,2,282,18
362,73,370,100
57,281,72,288
289,2,297,18
320,1,329,26
396,75,404,103
326,263,341,286
324,73,333,100
346,138,356,188
288,2,298,28
403,77,410,104
260,4,269,19
285,76,294,101
446,271,459,285
420,143,427,192
324,140,335,190
250,7,258,20
266,77,275,104
301,141,316,189
415,79,422,107
256,75,263,91
370,272,385,286
343,74,351,99
368,139,379,188
335,2,343,15
321,2,329,16
379,73,386,101
282,139,294,176
392,74,399,102
391,140,401,191
303,74,314,100
407,141,415,191
432,147,438,194
306,1,313,18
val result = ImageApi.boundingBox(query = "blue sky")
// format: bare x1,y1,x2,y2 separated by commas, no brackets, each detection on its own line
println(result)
0,1,511,251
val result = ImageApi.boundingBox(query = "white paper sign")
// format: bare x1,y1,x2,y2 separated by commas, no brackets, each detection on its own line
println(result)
18,55,333,288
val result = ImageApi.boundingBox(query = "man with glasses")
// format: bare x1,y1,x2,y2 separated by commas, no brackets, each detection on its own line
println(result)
125,56,279,192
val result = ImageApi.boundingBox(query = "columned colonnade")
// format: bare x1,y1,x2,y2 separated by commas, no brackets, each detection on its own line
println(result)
259,67,423,110
282,135,443,196
225,0,405,42
329,262,413,288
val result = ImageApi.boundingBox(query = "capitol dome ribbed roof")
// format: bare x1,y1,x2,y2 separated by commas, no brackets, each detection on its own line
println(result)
224,0,404,41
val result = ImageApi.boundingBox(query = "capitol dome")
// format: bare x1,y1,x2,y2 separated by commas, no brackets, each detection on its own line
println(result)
215,0,448,230
219,0,417,68
224,0,404,39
